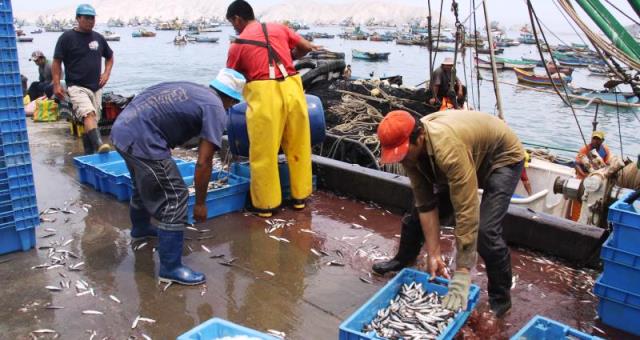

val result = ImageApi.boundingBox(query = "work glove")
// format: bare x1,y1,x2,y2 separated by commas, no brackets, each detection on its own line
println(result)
442,271,471,312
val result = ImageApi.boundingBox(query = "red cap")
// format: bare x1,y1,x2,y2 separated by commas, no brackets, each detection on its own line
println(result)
378,110,416,164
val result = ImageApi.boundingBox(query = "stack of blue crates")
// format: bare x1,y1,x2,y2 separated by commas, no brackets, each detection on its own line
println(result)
0,0,40,255
593,195,640,336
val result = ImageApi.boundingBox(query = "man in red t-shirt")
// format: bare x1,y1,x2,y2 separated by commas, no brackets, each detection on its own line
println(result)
226,0,320,217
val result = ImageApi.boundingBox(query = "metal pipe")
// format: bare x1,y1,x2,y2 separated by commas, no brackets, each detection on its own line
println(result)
481,0,504,119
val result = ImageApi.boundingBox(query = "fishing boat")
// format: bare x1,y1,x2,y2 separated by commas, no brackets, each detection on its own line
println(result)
174,33,188,45
194,36,219,43
351,49,390,61
569,87,640,108
474,56,505,70
587,64,609,75
17,36,33,42
495,57,536,70
155,22,173,31
132,29,156,38
521,57,544,67
476,47,504,54
30,29,42,34
103,31,120,41
434,45,456,52
514,67,572,86
310,32,335,39
369,33,394,42
518,31,537,44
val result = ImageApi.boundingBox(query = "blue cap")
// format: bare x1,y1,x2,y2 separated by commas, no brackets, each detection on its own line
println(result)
76,4,96,16
209,68,246,101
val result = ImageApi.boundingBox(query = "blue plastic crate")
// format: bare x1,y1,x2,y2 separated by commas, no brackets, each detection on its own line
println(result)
0,22,13,37
11,204,38,221
0,72,19,85
7,174,33,192
0,209,13,225
186,171,250,223
0,96,21,110
510,315,602,340
594,276,640,336
9,183,35,200
339,268,481,340
14,215,39,231
0,129,28,143
4,151,30,167
0,84,21,98
5,163,32,178
600,237,640,294
177,317,278,340
0,109,24,123
0,225,35,255
230,161,317,200
0,188,11,202
0,118,26,133
73,151,124,187
0,199,12,214
0,59,19,74
608,195,640,254
110,160,190,201
0,8,13,24
0,46,16,59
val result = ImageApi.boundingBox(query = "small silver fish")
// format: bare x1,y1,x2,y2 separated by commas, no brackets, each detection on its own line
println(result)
31,329,57,334
142,334,152,340
186,226,199,232
109,295,121,304
45,286,62,291
82,310,103,315
351,223,364,229
310,248,322,256
62,239,73,247
135,242,148,251
138,317,156,323
359,215,367,221
300,228,316,234
264,271,275,276
201,245,211,253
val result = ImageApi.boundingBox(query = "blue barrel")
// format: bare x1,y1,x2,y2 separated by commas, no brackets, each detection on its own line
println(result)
227,94,326,157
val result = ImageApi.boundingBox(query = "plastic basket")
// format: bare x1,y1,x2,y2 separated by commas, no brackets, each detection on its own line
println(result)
594,276,640,336
73,151,124,186
0,59,19,74
600,237,640,295
339,268,481,340
186,171,250,223
0,84,21,98
177,318,277,340
0,96,22,111
0,72,20,85
509,315,602,340
0,225,35,255
607,194,640,254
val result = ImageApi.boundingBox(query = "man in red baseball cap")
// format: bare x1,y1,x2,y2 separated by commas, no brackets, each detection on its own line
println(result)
376,109,524,317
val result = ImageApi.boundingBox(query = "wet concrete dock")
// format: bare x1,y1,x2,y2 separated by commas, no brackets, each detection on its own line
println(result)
0,121,631,339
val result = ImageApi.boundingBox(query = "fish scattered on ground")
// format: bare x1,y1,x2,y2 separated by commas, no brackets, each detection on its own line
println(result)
359,215,367,221
351,223,364,229
45,285,62,291
300,228,316,234
327,260,345,267
186,226,199,232
210,254,225,259
201,245,211,253
82,310,104,315
363,282,456,339
109,295,121,304
45,305,64,310
267,329,286,338
310,248,322,256
264,271,275,276
134,242,148,251
360,277,372,284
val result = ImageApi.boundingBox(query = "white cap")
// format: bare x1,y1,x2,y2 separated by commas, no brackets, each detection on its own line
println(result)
209,68,246,101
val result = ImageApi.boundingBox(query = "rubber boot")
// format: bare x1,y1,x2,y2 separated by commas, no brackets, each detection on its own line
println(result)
292,198,306,210
157,229,205,285
81,134,95,155
372,211,424,275
86,128,111,154
129,206,157,240
487,261,513,318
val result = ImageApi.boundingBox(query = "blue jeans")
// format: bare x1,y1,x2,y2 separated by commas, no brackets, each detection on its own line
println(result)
478,160,524,305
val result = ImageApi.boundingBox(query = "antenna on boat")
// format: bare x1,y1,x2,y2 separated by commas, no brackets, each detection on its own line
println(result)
481,0,504,119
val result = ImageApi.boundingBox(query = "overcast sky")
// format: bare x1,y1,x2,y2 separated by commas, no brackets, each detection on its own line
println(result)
11,0,637,32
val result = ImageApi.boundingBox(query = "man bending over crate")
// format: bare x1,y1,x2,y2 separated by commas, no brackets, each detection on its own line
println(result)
52,4,113,154
110,69,245,285
375,110,525,317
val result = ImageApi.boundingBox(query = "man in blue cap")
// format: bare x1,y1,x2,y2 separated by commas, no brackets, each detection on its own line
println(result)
110,69,246,285
52,4,114,154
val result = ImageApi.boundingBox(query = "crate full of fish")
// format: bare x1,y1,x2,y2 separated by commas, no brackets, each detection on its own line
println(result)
509,315,603,340
177,317,278,340
339,268,480,340
607,193,640,254
186,171,250,223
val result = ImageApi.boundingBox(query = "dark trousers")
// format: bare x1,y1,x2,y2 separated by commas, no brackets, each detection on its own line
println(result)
27,81,53,99
117,148,188,231
478,160,524,305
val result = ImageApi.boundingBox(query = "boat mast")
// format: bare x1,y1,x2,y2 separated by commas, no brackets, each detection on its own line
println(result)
482,0,504,120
